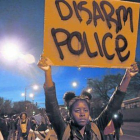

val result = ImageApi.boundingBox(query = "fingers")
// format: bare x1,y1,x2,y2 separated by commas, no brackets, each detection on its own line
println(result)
38,54,53,67
38,55,48,67
130,62,139,73
40,55,48,63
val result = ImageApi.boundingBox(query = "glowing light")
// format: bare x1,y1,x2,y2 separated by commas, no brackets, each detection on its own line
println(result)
72,82,77,87
24,54,35,64
21,93,25,96
87,88,92,93
33,85,39,90
2,42,20,60
29,93,34,98
33,111,35,115
78,67,81,71
114,114,118,119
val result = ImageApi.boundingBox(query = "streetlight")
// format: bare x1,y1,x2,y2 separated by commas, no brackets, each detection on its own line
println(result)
21,84,39,111
72,82,77,87
33,85,39,90
29,93,34,104
0,39,36,64
1,41,21,61
87,88,92,93
78,67,81,71
33,111,35,115
21,93,25,97
29,93,34,98
29,93,35,113
22,84,39,101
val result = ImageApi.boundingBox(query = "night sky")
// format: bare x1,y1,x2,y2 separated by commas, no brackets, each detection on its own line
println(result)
0,0,139,107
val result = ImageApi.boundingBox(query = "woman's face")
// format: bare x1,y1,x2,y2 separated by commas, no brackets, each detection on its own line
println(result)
21,114,26,120
71,100,89,127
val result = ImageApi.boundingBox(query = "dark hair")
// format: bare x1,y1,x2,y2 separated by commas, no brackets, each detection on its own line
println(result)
81,90,92,100
63,92,76,105
20,112,27,119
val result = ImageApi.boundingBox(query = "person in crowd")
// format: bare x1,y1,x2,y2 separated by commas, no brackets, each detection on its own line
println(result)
8,115,18,140
103,120,115,140
14,115,20,139
36,114,49,139
29,113,50,139
0,115,10,140
38,55,138,140
28,117,37,140
17,112,30,140
112,111,123,140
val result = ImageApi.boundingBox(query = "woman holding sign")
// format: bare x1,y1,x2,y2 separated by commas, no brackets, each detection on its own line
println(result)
38,55,138,140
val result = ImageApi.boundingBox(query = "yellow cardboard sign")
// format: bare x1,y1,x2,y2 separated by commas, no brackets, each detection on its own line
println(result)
43,0,139,68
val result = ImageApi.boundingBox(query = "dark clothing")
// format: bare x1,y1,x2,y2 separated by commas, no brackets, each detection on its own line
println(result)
9,119,17,140
30,119,37,131
44,84,125,140
112,113,123,129
37,122,48,131
0,118,10,140
112,112,123,140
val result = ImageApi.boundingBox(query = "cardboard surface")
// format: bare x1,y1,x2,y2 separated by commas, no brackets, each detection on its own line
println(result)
43,0,139,68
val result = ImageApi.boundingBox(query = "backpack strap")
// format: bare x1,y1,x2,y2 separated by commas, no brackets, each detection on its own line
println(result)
91,122,101,140
62,124,71,140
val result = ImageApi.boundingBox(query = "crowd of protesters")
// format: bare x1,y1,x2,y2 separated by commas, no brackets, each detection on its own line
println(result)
0,109,124,140
0,111,55,140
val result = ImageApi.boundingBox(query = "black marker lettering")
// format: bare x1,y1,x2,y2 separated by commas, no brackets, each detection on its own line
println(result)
116,6,133,33
100,1,117,31
68,31,84,55
94,32,104,57
102,33,115,60
73,1,82,23
83,32,98,58
115,35,130,62
55,0,73,20
51,28,70,60
93,1,105,27
78,1,92,25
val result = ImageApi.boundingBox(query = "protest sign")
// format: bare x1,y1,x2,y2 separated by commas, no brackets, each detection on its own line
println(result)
43,0,139,68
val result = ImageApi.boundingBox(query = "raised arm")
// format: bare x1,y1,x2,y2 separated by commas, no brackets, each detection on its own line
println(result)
95,63,139,132
38,55,66,140
38,55,53,88
119,63,138,92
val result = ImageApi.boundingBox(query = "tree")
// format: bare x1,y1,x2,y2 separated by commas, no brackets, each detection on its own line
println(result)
0,97,4,116
0,97,4,110
12,101,26,114
0,98,12,116
3,100,12,115
88,61,140,101
90,97,105,119
87,74,122,118
12,101,40,117
87,61,140,118
87,73,122,103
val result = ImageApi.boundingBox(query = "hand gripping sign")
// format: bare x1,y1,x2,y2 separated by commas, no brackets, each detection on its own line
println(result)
43,0,139,68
